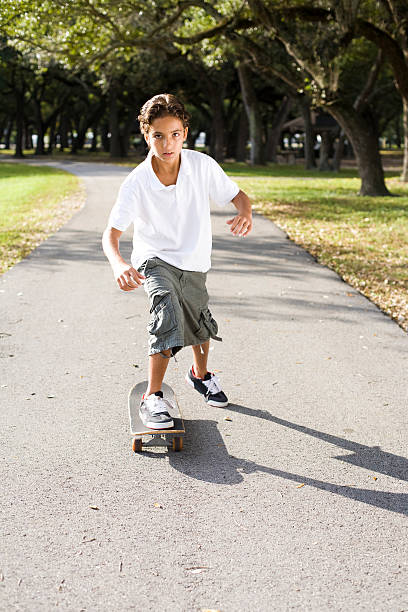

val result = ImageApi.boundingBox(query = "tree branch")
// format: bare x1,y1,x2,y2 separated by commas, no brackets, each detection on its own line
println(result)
354,49,383,112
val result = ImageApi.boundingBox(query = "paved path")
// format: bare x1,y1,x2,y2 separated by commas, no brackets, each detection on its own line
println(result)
1,161,407,611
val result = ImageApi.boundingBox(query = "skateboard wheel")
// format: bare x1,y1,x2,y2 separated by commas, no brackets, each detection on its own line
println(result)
132,438,143,452
172,437,183,452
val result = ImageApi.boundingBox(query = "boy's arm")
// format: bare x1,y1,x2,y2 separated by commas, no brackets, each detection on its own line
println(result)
227,190,253,237
102,226,145,291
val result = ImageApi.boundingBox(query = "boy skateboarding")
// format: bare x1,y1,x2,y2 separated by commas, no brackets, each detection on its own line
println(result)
102,93,253,430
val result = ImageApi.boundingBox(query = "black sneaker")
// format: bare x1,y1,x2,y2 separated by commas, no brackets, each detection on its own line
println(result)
185,367,228,407
139,391,174,429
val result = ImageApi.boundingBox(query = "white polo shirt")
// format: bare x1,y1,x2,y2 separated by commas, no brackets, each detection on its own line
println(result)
108,148,240,273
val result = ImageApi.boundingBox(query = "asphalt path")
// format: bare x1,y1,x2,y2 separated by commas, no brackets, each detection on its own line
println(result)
1,160,407,611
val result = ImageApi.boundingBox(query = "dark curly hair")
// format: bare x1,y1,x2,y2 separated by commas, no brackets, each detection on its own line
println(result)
138,93,190,135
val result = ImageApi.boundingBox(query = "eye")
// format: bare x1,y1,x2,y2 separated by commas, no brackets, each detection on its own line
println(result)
154,134,162,139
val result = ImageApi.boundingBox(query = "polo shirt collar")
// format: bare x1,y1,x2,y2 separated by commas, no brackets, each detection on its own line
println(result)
147,148,191,191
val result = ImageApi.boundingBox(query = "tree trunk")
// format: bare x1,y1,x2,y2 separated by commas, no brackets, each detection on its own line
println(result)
208,89,225,162
120,110,138,157
237,64,264,165
101,124,110,152
333,131,345,172
34,100,46,155
24,121,33,149
266,96,292,162
59,113,70,151
71,124,87,154
48,117,57,154
235,107,249,161
109,86,122,158
329,104,391,196
14,87,25,158
5,120,13,149
299,97,316,169
0,119,6,145
402,98,408,181
91,125,98,152
318,131,332,171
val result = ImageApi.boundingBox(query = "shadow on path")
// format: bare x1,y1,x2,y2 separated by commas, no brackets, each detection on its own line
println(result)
226,403,408,482
154,417,408,517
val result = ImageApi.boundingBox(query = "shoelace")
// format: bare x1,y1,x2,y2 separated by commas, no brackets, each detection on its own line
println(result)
145,395,174,415
203,374,221,395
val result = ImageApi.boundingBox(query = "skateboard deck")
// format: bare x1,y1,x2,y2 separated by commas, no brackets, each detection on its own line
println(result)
128,381,185,452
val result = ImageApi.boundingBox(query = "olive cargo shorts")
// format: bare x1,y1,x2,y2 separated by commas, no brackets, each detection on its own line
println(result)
138,257,222,356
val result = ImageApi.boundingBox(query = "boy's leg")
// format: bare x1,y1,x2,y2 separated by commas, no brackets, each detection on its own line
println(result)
146,349,171,396
191,341,210,379
187,340,228,407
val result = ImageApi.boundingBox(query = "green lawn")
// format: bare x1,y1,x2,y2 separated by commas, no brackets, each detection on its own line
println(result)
228,167,408,332
0,163,83,274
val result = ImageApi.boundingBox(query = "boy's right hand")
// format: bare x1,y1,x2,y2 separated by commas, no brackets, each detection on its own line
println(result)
113,263,145,291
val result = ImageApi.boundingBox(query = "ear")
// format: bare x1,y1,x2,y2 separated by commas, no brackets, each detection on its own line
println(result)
183,126,188,141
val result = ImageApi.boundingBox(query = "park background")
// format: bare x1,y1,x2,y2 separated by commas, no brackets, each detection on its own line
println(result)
1,0,407,333
1,3,408,611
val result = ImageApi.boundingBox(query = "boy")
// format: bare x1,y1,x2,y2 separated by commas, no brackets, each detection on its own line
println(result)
102,94,252,430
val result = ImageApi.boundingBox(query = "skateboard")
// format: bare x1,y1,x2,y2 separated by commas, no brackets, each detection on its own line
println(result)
128,381,185,452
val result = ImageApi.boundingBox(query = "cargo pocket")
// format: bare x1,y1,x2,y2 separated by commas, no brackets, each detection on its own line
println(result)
138,258,157,275
147,291,177,336
195,307,222,342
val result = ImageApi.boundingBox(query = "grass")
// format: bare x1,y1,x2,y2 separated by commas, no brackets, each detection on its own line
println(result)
0,163,83,274
229,167,408,332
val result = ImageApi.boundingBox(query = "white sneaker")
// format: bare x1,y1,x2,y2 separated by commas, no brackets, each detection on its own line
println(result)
139,391,174,429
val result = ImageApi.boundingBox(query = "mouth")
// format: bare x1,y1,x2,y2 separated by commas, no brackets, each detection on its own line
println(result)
162,152,174,157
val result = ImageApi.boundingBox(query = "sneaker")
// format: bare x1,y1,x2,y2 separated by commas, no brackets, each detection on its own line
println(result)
185,366,229,407
139,391,174,429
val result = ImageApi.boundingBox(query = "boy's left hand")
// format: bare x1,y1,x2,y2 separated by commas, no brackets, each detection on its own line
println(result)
227,213,253,237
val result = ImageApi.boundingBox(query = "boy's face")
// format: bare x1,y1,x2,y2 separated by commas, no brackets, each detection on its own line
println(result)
145,115,188,165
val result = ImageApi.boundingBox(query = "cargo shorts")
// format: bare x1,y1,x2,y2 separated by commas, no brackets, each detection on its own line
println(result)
138,257,222,357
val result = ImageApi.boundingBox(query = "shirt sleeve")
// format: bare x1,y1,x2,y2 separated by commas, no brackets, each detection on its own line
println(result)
108,178,138,231
207,156,240,207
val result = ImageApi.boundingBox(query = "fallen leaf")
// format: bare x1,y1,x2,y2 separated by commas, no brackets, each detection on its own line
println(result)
154,503,163,509
186,566,209,574
297,483,305,488
119,561,123,573
47,395,55,399
89,505,99,510
132,364,139,368
224,417,232,422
